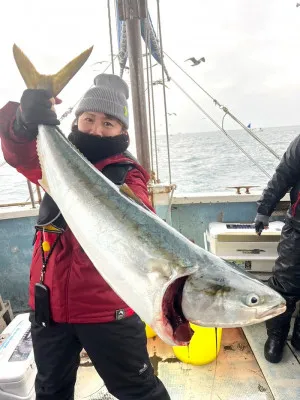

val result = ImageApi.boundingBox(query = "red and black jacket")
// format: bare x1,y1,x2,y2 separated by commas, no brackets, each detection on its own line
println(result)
0,101,154,323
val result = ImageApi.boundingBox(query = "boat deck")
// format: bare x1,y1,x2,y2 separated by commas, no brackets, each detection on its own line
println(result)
243,321,300,400
74,321,300,399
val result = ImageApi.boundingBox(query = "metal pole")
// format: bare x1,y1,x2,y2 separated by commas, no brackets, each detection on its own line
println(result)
117,0,150,172
36,185,42,203
0,201,39,208
26,180,36,208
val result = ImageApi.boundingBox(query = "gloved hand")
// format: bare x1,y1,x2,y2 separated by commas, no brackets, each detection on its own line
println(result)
14,89,60,139
254,213,269,235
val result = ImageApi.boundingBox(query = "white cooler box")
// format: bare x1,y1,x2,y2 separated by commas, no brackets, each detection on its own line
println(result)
205,221,284,273
0,313,36,400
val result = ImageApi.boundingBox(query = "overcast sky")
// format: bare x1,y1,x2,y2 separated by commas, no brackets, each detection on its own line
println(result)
1,0,300,137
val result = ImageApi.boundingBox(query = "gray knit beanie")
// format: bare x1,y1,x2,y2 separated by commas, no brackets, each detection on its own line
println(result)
75,74,129,128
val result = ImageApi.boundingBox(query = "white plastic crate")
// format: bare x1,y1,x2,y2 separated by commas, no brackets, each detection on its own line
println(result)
0,313,36,400
205,221,284,273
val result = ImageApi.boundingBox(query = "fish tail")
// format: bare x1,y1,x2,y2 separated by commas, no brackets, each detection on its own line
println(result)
13,44,93,97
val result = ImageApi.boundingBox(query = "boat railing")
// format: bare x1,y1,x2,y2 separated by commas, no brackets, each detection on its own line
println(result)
0,177,41,209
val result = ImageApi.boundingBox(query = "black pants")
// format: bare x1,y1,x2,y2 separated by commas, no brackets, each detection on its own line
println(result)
30,312,170,400
266,294,298,337
269,218,300,296
266,218,300,337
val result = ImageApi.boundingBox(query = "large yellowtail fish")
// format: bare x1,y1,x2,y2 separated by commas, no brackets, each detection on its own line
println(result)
13,45,286,346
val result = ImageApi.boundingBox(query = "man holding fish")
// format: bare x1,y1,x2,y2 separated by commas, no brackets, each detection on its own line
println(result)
0,46,170,400
0,45,286,399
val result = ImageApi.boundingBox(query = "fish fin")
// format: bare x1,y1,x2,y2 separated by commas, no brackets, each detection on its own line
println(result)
51,46,93,96
13,44,93,96
119,184,145,207
38,174,50,194
13,44,40,90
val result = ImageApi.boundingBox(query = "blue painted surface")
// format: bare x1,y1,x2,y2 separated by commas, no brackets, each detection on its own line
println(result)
169,202,285,247
0,216,36,312
0,201,285,313
170,202,258,247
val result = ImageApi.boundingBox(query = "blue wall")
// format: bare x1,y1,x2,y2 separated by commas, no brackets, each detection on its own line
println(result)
158,201,285,248
170,201,258,247
0,216,36,312
0,201,286,313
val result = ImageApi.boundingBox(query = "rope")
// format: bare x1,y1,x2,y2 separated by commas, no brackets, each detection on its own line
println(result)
107,0,115,74
163,52,281,161
157,0,172,184
170,76,271,179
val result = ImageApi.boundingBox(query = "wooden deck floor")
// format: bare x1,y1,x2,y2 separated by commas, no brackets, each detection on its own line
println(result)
243,320,300,400
75,326,280,400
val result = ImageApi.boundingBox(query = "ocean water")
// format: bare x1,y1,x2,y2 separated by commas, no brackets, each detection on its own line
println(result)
0,125,299,204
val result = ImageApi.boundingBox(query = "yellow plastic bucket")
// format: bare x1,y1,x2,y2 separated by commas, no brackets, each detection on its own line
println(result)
173,323,222,365
145,323,156,338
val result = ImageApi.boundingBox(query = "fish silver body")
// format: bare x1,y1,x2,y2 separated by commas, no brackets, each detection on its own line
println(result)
37,126,286,346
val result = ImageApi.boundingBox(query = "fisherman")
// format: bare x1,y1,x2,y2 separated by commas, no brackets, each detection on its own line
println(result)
254,134,300,363
0,74,171,400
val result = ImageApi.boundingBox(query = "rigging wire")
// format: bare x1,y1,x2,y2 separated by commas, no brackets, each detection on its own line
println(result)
163,51,281,161
144,8,160,181
59,57,118,122
149,46,160,181
107,0,115,74
156,0,172,184
144,14,154,174
170,76,271,179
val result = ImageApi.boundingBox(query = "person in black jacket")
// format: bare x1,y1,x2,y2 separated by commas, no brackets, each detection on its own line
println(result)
254,135,300,363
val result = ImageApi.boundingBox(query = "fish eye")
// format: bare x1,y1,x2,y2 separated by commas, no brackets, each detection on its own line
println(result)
245,293,260,307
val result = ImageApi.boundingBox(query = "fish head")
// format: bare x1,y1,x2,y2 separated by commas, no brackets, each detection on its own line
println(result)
144,257,198,346
181,257,286,329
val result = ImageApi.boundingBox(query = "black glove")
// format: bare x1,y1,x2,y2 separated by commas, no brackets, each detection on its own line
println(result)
14,89,60,139
254,213,270,235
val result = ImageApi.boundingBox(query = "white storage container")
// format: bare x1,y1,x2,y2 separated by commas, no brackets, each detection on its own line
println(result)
0,313,36,400
205,221,284,273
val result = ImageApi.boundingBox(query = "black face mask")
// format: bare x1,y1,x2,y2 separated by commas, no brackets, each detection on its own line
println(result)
68,127,129,163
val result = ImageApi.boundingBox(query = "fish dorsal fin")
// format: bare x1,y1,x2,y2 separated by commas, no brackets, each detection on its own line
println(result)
13,44,93,96
119,183,146,208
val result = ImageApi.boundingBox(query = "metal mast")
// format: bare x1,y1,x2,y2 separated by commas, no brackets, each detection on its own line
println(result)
117,0,150,172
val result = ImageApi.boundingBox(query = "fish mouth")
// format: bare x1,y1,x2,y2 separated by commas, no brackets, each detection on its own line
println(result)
257,303,286,320
162,276,194,345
